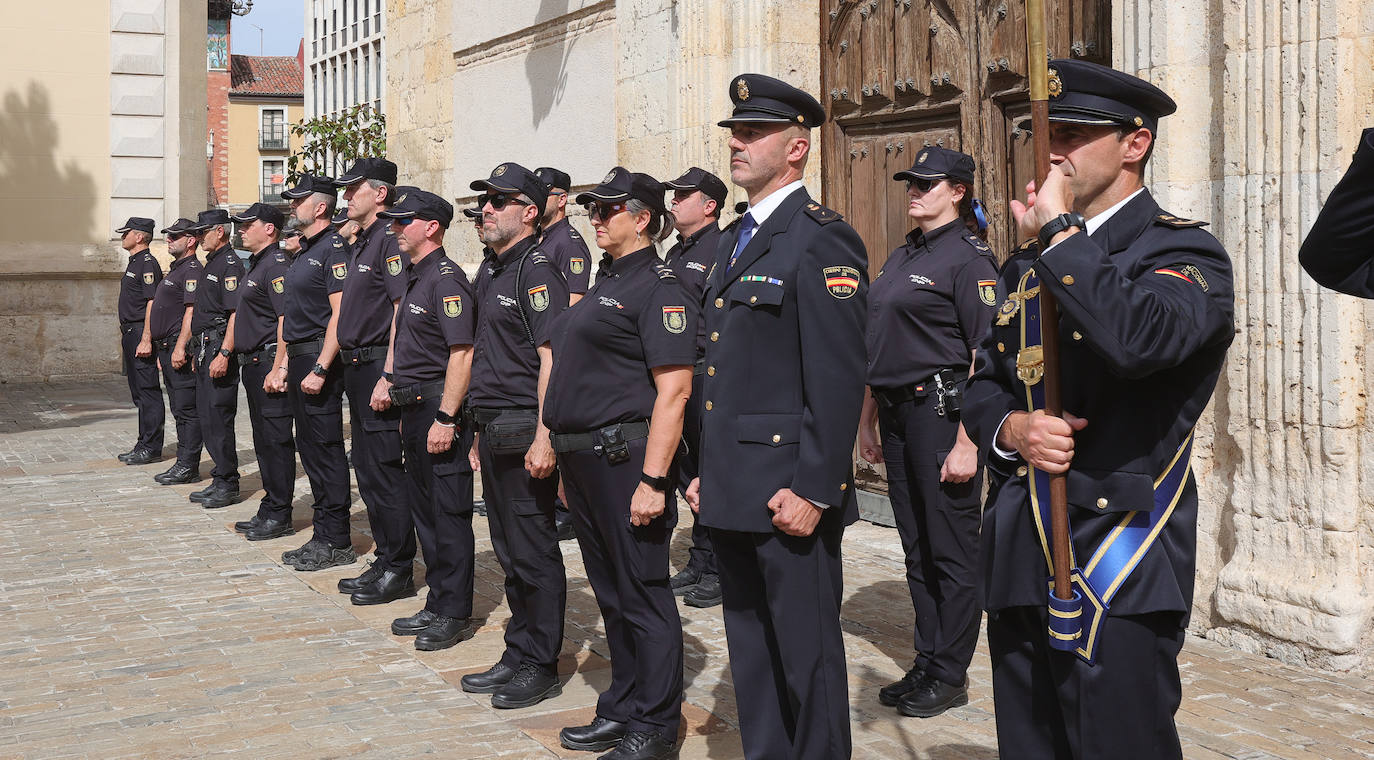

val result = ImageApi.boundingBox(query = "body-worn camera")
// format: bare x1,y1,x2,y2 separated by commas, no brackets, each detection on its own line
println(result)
595,424,632,464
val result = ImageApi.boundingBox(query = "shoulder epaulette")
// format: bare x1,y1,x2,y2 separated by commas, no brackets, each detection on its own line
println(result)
383,224,395,236
963,232,993,254
528,249,552,266
803,201,843,224
1154,212,1208,229
653,264,678,280
1012,237,1039,255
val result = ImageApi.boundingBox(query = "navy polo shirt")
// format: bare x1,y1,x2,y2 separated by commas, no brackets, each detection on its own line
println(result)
391,247,476,386
539,217,590,295
338,217,409,349
191,244,247,333
665,222,723,357
543,246,697,432
118,248,163,325
468,235,569,408
865,219,999,388
149,254,201,340
233,244,291,352
284,227,349,342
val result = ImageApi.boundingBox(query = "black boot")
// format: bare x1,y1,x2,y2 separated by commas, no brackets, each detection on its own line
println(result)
198,484,241,509
349,569,416,605
391,609,437,636
878,664,926,707
124,448,161,465
414,615,474,651
153,462,198,484
491,663,561,709
669,566,701,596
244,518,294,541
461,662,516,694
189,483,218,501
559,716,628,752
233,514,264,534
896,673,968,718
599,730,677,759
337,562,385,594
683,574,722,608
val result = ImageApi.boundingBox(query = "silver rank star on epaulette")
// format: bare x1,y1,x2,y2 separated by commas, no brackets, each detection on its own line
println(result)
654,265,677,280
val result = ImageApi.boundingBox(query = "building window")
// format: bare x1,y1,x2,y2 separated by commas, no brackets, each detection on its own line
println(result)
362,49,370,103
342,59,349,108
332,62,339,113
262,160,285,204
260,109,287,150
374,47,381,102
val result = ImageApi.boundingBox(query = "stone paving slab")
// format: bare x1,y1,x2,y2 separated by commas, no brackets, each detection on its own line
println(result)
0,380,1372,758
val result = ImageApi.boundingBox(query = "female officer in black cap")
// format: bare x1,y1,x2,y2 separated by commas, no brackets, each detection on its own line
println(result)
858,145,998,718
543,168,695,760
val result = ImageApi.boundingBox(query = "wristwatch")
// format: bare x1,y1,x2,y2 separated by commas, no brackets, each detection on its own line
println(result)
434,409,457,425
310,362,328,377
217,348,232,358
382,371,394,382
640,472,672,492
1037,212,1086,250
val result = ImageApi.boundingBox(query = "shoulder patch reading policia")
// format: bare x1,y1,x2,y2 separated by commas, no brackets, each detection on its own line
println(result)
443,294,462,318
804,202,842,225
271,276,285,294
186,279,197,293
1154,212,1208,229
386,255,402,276
528,284,550,312
570,257,585,275
332,262,347,280
978,279,997,306
823,266,860,299
663,305,686,334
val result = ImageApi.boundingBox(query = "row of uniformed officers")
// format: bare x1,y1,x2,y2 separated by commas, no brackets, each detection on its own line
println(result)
114,60,1240,760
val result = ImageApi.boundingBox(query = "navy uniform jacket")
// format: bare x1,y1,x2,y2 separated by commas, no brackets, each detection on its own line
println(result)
962,190,1234,619
149,255,202,340
118,248,163,325
540,217,591,295
696,188,869,534
284,227,349,343
338,218,408,349
1298,127,1374,297
665,222,724,358
191,244,245,333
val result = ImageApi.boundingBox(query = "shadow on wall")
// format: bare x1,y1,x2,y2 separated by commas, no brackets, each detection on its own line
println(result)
527,0,576,128
0,82,98,245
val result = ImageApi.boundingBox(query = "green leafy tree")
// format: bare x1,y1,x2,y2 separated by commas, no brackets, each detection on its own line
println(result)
287,104,386,182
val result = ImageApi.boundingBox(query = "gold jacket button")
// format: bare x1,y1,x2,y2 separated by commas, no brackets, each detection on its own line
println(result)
705,400,713,411
707,366,716,376
997,341,1006,352
1072,331,1083,341
1062,274,1075,285
1016,466,1028,477
1096,497,1109,509
710,331,719,342
750,295,758,304
714,297,724,308
839,483,848,491
771,434,781,443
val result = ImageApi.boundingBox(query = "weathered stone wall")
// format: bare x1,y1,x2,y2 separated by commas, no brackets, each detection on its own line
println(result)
1121,0,1374,671
386,0,455,202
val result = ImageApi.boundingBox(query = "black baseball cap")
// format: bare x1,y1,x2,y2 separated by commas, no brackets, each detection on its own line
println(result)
230,203,287,229
331,207,350,225
335,157,398,186
160,218,197,236
378,187,454,229
892,145,976,185
534,167,572,193
663,167,728,206
575,167,668,216
281,225,303,239
191,209,231,232
280,174,339,200
718,73,826,129
461,206,483,221
116,217,155,235
469,162,547,215
1037,59,1177,135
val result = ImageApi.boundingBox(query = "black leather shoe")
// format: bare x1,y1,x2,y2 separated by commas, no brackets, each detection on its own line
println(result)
391,609,437,636
189,483,218,501
669,566,701,596
154,462,198,485
461,662,517,694
683,574,722,608
474,499,487,517
123,448,161,465
244,518,294,541
897,673,968,718
879,664,926,706
414,615,474,651
492,663,561,709
350,569,416,605
559,716,628,752
338,562,385,594
233,514,264,534
555,514,576,541
599,730,677,759
199,486,240,509
288,539,356,572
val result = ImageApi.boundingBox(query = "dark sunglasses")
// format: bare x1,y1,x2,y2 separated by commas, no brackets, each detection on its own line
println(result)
905,178,944,194
585,201,628,222
480,194,530,210
167,232,191,241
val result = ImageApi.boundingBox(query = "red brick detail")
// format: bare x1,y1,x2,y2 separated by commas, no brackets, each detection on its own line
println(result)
207,70,231,206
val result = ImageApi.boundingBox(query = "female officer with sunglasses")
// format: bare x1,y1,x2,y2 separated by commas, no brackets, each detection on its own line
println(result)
543,168,695,760
859,145,999,719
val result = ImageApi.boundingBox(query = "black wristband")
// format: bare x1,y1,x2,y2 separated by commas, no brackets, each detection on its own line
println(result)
435,409,456,425
310,362,328,377
1037,212,1086,250
382,371,394,382
217,348,232,358
640,472,672,492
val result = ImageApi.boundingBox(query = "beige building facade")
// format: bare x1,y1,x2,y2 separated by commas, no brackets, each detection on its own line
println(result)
386,0,1374,670
0,0,207,381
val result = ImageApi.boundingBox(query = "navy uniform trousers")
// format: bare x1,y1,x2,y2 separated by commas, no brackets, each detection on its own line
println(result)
477,429,565,674
877,394,983,686
121,323,164,453
676,372,716,576
560,438,683,740
193,330,240,489
156,343,202,468
988,607,1185,760
240,355,296,522
399,397,475,619
287,354,352,548
343,359,414,572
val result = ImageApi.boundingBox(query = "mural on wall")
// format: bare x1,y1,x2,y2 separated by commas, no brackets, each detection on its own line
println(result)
208,18,229,70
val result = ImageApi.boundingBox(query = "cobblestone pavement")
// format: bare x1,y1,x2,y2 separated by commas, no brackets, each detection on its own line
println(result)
1,380,1372,759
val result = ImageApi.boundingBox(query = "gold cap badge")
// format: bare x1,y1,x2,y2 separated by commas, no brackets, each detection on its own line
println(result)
736,78,750,101
1047,68,1063,98
494,164,508,176
603,170,617,184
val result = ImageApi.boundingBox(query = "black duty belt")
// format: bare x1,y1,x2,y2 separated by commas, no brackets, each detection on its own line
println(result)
286,337,324,358
550,421,650,460
469,405,536,427
692,357,707,376
153,334,180,352
873,368,964,417
339,344,387,365
119,321,143,331
238,343,278,366
388,379,446,407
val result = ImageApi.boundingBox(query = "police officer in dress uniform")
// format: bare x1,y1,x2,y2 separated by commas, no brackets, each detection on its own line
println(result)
147,217,205,485
660,167,728,609
546,168,694,760
227,203,298,542
535,167,592,304
857,146,998,717
331,158,418,606
186,209,247,509
377,188,481,652
457,163,569,709
115,217,165,465
961,60,1234,760
1299,127,1374,295
279,175,356,573
684,74,869,760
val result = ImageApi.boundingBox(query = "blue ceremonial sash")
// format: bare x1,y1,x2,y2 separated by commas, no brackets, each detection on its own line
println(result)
1014,266,1194,664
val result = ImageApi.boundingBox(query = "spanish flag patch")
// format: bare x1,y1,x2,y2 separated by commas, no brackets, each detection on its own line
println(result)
823,266,860,299
1154,268,1193,284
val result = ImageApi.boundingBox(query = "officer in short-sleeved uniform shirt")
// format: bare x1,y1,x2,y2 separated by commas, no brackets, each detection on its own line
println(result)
188,209,246,505
535,167,592,298
380,190,480,645
1299,128,1374,296
280,175,353,556
116,216,165,461
147,218,204,478
229,203,297,539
